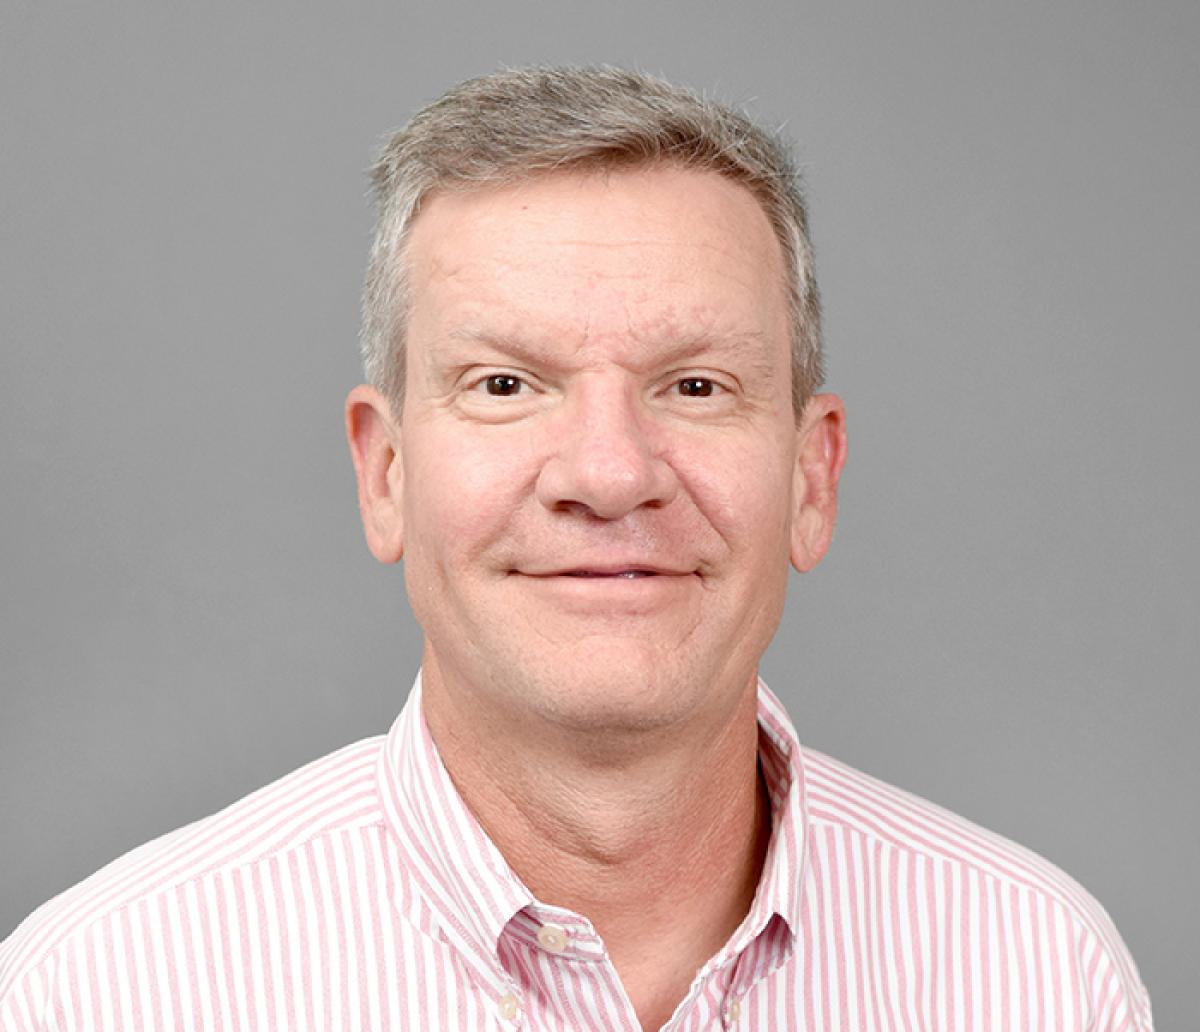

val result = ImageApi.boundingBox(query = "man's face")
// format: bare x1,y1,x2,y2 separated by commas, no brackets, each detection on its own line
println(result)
378,166,835,733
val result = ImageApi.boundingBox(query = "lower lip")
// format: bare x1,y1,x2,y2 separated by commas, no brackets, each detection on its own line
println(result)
517,573,695,611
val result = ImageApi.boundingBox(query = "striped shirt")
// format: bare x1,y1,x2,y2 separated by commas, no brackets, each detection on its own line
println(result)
0,677,1152,1030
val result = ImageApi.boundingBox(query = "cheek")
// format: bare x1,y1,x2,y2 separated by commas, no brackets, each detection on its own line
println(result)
402,424,536,560
681,437,795,552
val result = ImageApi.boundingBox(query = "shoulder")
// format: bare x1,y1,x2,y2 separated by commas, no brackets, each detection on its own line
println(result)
798,745,1153,1028
0,736,386,1000
801,746,1088,903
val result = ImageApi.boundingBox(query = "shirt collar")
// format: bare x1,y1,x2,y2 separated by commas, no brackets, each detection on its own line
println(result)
377,673,808,978
738,678,808,946
377,673,534,977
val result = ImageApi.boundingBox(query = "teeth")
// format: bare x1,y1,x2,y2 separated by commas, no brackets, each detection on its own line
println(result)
565,570,653,577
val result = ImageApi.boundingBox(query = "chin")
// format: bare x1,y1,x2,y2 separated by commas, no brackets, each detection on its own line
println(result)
425,615,755,737
505,655,711,737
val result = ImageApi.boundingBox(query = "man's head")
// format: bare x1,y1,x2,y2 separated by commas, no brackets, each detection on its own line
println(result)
361,65,823,419
347,67,846,742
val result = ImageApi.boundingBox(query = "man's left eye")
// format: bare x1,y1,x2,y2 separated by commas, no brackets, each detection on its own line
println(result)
677,377,717,397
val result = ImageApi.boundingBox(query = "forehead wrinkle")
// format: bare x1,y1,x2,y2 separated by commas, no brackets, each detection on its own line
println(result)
422,214,775,291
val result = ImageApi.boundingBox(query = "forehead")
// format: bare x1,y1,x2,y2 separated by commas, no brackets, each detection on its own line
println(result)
402,166,791,364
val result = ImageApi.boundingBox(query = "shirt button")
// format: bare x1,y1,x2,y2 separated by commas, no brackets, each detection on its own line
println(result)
727,999,741,1023
536,923,569,953
497,993,520,1021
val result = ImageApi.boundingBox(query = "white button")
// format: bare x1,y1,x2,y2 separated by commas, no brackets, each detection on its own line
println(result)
537,923,569,953
497,993,519,1020
727,999,741,1022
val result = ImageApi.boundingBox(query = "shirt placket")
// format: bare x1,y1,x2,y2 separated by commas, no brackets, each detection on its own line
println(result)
500,908,643,1031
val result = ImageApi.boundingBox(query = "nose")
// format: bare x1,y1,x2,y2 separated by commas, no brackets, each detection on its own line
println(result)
535,383,679,520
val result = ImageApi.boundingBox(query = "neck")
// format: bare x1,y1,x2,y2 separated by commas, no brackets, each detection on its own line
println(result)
421,659,771,1029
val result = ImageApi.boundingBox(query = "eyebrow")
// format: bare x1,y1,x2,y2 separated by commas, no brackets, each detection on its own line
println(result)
437,326,781,378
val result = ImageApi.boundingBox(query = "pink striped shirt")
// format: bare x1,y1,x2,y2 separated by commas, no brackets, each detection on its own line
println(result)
1,677,1152,1030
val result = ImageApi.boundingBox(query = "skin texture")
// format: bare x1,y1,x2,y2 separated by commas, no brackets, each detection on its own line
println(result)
347,166,846,1030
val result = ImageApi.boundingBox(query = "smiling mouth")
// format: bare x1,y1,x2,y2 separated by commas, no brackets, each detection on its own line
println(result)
563,570,658,578
512,561,697,580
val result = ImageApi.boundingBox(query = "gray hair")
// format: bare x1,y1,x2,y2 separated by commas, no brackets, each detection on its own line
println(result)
362,65,823,416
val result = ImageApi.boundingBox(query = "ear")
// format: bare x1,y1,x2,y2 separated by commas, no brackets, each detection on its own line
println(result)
345,384,405,564
790,393,848,573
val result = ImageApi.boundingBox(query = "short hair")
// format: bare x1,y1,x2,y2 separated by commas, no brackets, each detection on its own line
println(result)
362,65,823,417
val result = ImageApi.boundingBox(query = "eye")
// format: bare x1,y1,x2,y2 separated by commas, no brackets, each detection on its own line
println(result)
677,377,717,397
481,374,524,396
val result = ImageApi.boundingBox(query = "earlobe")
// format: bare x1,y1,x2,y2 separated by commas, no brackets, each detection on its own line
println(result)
789,394,848,573
345,384,405,564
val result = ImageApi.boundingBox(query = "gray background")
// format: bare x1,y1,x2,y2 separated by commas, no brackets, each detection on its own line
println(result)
2,1,1195,1026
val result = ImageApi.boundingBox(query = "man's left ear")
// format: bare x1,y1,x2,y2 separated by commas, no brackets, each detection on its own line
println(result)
790,394,848,573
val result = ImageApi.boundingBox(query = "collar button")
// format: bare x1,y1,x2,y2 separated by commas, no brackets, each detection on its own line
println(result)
536,922,569,953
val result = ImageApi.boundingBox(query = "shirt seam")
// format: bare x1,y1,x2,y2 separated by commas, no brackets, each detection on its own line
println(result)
2,814,389,994
806,814,1146,994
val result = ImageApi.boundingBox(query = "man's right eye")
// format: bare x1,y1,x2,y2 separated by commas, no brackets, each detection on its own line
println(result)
482,374,523,396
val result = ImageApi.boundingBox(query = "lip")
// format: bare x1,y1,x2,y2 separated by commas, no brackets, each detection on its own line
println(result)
510,565,698,613
515,564,695,578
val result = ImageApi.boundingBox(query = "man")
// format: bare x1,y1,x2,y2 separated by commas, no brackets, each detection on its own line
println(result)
1,66,1151,1030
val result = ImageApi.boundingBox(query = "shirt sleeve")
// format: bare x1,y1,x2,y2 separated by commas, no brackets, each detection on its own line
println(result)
0,954,60,1032
1078,919,1154,1031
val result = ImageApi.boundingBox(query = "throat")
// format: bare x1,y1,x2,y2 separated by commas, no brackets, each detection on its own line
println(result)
421,658,772,1022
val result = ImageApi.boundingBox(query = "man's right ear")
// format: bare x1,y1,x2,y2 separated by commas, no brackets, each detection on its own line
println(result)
345,384,405,563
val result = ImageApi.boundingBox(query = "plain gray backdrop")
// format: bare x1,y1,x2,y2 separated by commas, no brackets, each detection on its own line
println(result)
3,2,1196,1026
